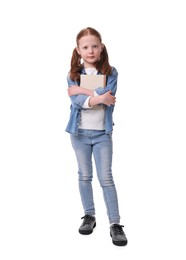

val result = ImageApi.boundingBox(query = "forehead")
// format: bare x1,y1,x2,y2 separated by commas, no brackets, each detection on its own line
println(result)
78,35,101,46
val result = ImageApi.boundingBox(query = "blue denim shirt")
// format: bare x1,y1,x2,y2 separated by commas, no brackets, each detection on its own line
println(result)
65,66,118,136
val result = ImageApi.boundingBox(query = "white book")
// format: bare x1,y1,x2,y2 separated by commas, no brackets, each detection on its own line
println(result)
80,74,106,110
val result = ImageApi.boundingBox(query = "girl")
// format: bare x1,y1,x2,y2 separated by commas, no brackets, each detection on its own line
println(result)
65,27,127,246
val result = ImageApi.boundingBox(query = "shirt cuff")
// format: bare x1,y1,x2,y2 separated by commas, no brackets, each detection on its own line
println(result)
94,91,99,96
82,96,92,108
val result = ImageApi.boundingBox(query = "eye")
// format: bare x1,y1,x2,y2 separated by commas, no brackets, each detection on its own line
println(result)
93,45,98,49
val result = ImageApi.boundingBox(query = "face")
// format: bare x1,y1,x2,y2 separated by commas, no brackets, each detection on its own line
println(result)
76,35,103,68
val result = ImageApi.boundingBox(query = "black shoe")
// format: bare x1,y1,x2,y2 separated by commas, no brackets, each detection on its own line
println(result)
79,215,96,235
110,224,128,246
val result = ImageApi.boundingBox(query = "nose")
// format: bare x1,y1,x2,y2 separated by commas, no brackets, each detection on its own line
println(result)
88,47,93,53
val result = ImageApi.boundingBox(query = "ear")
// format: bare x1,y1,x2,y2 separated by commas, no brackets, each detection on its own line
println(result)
76,47,81,55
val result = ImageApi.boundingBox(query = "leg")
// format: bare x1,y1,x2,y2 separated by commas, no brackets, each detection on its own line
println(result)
70,133,95,216
92,132,120,224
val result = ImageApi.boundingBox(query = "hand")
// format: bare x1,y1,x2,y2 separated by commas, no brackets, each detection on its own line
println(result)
67,85,80,96
102,91,116,106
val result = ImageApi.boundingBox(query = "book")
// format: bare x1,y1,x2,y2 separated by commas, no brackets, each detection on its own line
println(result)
80,74,106,110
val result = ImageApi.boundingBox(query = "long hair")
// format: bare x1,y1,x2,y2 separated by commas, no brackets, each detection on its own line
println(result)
69,27,112,82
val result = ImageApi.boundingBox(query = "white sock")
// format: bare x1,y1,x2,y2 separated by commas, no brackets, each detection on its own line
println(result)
110,223,118,227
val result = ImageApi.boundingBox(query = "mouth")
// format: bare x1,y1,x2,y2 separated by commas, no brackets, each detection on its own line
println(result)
87,56,95,59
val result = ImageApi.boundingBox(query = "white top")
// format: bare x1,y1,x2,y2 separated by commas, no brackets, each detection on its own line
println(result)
78,68,105,130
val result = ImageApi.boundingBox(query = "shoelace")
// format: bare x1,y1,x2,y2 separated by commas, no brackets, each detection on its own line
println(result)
111,224,125,236
81,215,95,226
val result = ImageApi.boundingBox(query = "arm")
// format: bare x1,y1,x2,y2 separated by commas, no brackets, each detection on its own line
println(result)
89,91,116,107
67,75,91,109
68,85,94,97
68,85,116,107
95,67,118,96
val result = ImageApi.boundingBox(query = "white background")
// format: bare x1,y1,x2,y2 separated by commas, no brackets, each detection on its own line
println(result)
0,0,186,259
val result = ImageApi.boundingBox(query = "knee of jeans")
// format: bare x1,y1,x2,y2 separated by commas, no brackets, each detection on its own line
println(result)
99,177,114,187
78,173,93,182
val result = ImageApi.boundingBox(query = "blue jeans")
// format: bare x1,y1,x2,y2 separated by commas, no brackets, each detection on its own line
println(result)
70,129,120,224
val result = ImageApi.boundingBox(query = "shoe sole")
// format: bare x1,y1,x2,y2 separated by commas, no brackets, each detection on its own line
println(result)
112,240,128,246
79,222,96,235
110,233,128,246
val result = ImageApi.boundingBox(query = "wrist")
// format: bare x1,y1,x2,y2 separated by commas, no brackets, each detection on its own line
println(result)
99,95,104,104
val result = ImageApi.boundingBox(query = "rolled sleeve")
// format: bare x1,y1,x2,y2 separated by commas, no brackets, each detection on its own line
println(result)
82,90,98,108
82,96,92,108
